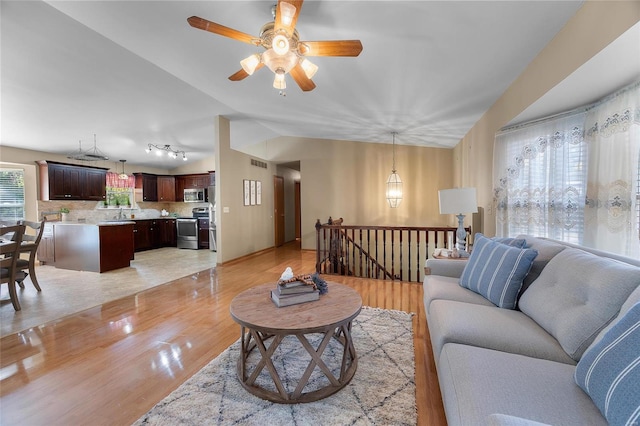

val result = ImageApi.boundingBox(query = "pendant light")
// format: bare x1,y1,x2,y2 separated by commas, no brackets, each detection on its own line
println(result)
386,132,403,208
118,159,128,180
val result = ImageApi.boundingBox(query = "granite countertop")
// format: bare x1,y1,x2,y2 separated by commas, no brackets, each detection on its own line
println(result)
53,220,136,226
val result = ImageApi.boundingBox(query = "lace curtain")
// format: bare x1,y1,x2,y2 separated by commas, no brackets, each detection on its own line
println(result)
583,83,640,258
494,112,587,243
494,81,640,257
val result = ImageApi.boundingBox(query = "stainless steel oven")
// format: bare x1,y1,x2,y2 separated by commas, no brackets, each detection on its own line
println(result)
176,218,198,249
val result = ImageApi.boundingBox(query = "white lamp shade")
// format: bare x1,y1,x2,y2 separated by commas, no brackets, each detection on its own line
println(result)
278,1,297,27
300,58,318,79
240,54,261,75
273,71,286,89
438,187,478,214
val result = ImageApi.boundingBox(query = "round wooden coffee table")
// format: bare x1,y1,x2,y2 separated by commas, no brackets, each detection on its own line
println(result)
229,282,362,403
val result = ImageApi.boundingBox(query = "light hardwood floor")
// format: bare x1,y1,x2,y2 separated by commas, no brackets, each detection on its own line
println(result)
0,242,446,426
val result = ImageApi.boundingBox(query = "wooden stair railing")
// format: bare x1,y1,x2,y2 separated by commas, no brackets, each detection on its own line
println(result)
316,217,471,282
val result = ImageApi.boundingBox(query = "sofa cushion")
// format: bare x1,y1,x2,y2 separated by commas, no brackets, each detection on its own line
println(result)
423,275,495,314
486,414,551,426
428,300,575,364
574,302,640,426
589,285,640,348
519,248,640,362
515,235,567,296
437,343,607,426
460,235,538,309
424,258,468,278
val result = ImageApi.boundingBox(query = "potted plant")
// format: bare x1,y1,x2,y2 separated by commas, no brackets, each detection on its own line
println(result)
60,207,70,221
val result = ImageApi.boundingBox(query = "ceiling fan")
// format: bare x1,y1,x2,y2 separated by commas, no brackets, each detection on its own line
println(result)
187,0,363,92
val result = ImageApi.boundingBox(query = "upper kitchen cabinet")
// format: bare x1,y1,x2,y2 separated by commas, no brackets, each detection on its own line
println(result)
157,176,176,202
134,173,158,202
181,174,209,189
38,161,107,201
175,173,209,202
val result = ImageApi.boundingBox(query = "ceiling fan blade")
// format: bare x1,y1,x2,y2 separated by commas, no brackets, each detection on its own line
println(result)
290,63,316,92
274,0,303,35
228,63,264,81
299,40,363,57
187,16,258,45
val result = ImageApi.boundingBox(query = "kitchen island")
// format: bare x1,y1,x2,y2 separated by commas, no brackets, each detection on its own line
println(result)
51,221,135,273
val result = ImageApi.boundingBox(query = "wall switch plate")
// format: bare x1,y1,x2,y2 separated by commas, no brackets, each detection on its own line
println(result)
223,207,230,213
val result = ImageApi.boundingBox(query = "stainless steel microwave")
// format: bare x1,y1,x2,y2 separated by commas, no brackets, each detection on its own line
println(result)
184,188,205,203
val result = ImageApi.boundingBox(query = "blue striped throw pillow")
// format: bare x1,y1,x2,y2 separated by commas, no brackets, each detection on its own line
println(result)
491,236,527,248
459,235,538,309
575,303,640,426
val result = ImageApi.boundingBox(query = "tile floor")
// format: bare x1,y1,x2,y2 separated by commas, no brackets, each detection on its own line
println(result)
0,247,217,337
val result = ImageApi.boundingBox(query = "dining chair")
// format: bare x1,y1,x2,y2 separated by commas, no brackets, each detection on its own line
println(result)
16,220,46,291
1,224,26,311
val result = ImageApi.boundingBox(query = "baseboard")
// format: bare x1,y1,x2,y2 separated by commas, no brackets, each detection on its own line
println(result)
220,246,275,266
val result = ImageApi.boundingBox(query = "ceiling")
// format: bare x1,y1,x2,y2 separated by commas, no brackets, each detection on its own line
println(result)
1,1,637,169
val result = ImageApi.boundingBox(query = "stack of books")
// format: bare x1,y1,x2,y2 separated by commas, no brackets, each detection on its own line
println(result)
270,280,320,307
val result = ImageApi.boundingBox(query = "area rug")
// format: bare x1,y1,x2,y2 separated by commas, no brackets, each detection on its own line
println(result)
134,307,416,425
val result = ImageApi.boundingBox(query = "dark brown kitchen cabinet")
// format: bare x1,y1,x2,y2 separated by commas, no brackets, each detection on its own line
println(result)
38,161,107,201
84,168,108,200
133,219,177,252
181,174,209,189
175,177,185,202
159,218,177,247
133,220,152,251
149,220,161,248
198,218,209,249
134,173,158,202
157,176,175,202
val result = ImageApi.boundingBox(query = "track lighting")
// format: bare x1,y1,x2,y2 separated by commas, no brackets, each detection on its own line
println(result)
145,144,188,161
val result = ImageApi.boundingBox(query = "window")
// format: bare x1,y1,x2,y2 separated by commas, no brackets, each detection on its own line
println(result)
495,81,640,257
494,112,587,244
0,168,25,221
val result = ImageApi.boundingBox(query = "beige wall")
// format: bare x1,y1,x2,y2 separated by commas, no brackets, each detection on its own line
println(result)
170,156,215,175
458,1,640,237
215,116,276,263
237,136,455,250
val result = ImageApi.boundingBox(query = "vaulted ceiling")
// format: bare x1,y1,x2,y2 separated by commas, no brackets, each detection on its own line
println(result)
1,1,637,169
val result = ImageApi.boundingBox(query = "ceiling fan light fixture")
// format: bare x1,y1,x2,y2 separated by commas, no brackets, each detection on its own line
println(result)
262,48,297,74
272,34,290,55
300,58,318,79
240,54,261,75
278,1,296,28
273,69,286,89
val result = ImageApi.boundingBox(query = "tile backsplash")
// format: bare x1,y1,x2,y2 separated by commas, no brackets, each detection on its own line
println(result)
38,200,209,222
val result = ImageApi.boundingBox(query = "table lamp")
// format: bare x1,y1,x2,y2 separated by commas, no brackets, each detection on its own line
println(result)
438,187,478,257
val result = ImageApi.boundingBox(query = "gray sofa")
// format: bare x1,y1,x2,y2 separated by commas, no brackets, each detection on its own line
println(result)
423,235,640,426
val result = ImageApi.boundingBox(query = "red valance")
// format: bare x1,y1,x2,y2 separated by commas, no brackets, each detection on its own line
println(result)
106,172,135,189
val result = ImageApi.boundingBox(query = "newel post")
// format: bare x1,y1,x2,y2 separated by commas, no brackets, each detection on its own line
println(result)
315,219,322,273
